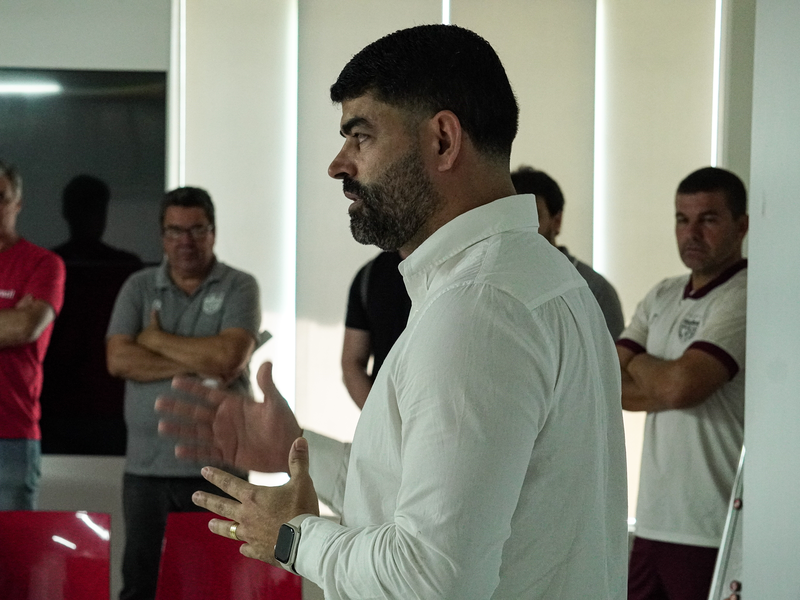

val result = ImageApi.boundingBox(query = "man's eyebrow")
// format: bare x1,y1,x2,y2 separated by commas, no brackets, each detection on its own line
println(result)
340,116,370,137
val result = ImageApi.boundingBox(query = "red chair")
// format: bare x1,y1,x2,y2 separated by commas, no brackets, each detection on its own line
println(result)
155,512,302,600
0,510,110,600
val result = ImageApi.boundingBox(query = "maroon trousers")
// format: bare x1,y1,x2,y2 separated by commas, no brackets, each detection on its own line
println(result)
628,537,719,600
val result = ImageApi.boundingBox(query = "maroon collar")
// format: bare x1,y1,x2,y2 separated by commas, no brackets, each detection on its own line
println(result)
683,259,748,300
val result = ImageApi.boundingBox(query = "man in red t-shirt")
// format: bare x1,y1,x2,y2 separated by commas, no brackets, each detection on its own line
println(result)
0,161,65,510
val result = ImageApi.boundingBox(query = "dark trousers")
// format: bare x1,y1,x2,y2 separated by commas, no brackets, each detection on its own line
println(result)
628,536,719,600
120,473,221,600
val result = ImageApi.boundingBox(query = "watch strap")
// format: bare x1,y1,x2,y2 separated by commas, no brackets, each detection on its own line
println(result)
277,513,314,574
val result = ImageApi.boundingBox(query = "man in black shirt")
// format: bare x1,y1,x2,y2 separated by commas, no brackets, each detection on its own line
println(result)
341,249,410,408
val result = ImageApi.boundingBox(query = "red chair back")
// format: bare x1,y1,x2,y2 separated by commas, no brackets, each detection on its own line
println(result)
0,510,110,600
155,512,302,600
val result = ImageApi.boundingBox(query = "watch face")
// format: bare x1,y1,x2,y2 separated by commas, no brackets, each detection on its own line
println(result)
274,523,296,563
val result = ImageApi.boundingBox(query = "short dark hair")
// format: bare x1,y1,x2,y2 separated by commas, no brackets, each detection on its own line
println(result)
330,24,519,160
0,160,22,199
160,186,215,228
62,174,110,223
510,165,565,216
677,167,747,219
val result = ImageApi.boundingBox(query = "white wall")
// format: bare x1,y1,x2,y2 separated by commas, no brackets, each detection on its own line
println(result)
453,0,597,263
182,0,298,399
743,0,800,595
0,0,169,71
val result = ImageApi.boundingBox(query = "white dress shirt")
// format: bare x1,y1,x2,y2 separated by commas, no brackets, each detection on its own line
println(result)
301,194,628,599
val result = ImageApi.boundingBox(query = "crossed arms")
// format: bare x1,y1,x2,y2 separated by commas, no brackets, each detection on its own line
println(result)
618,344,731,412
0,294,56,348
107,310,254,384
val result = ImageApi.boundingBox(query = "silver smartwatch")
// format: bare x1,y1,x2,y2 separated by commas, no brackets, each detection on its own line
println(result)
274,514,313,574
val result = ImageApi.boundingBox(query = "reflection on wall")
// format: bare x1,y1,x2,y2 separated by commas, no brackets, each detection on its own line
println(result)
0,67,167,455
0,67,166,262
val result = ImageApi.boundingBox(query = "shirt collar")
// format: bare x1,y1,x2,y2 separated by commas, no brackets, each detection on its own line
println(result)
155,256,222,291
683,258,748,300
399,194,538,285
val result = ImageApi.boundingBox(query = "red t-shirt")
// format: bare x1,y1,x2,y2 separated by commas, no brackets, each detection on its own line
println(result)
0,239,66,439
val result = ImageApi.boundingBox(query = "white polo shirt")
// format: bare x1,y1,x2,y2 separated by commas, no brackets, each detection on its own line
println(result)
301,195,628,599
618,260,747,547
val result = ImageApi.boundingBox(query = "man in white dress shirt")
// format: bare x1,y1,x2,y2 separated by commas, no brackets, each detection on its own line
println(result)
158,24,628,599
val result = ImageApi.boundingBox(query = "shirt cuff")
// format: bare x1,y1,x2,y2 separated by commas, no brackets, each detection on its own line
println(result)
688,341,741,379
616,338,646,355
294,515,345,583
305,430,350,516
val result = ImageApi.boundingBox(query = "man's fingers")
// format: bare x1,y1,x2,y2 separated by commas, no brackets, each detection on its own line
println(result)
287,437,310,480
174,443,222,464
207,517,247,542
155,393,217,425
170,376,226,407
192,489,239,520
200,466,251,500
157,418,213,443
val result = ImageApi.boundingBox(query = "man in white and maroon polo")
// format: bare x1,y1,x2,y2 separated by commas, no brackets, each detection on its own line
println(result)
618,166,749,600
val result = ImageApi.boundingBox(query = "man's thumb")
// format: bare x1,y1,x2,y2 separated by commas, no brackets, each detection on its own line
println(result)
288,437,309,478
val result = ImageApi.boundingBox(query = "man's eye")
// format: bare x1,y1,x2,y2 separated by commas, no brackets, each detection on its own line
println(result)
355,133,369,144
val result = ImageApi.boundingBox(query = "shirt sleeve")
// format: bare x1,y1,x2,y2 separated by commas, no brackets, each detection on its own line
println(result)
220,272,261,340
344,264,369,331
106,273,145,338
305,430,350,516
28,251,66,315
297,282,555,600
594,279,625,340
689,281,747,376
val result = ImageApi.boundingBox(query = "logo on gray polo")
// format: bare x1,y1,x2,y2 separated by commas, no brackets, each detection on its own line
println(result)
203,293,224,315
678,317,700,342
151,299,162,311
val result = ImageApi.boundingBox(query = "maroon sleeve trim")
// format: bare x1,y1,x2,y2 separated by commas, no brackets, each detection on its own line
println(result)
688,341,740,380
616,338,646,355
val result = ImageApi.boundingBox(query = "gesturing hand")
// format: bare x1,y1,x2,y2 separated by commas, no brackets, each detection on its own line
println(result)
192,437,320,567
156,361,302,473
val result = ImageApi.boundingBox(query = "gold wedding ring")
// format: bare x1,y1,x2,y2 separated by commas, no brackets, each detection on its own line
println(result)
229,521,241,541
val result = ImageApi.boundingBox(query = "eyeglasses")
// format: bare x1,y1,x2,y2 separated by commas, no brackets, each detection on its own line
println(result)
162,224,214,240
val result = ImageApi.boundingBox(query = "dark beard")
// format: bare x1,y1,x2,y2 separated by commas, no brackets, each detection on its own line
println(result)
345,148,441,251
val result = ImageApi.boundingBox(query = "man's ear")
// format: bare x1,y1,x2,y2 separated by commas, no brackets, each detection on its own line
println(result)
738,214,749,237
552,211,564,237
424,110,462,173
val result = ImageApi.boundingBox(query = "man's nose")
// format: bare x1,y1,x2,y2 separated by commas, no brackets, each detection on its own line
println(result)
328,147,354,180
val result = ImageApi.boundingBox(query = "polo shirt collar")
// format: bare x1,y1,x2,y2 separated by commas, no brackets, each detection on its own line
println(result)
155,256,222,291
400,194,538,293
683,258,748,300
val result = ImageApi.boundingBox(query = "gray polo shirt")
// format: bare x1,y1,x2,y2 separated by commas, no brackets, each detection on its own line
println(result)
107,259,260,477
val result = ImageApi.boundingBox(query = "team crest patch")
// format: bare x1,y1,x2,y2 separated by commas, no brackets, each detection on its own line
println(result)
678,317,700,342
203,293,224,315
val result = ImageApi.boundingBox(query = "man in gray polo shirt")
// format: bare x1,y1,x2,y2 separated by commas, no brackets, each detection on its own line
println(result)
106,186,261,600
